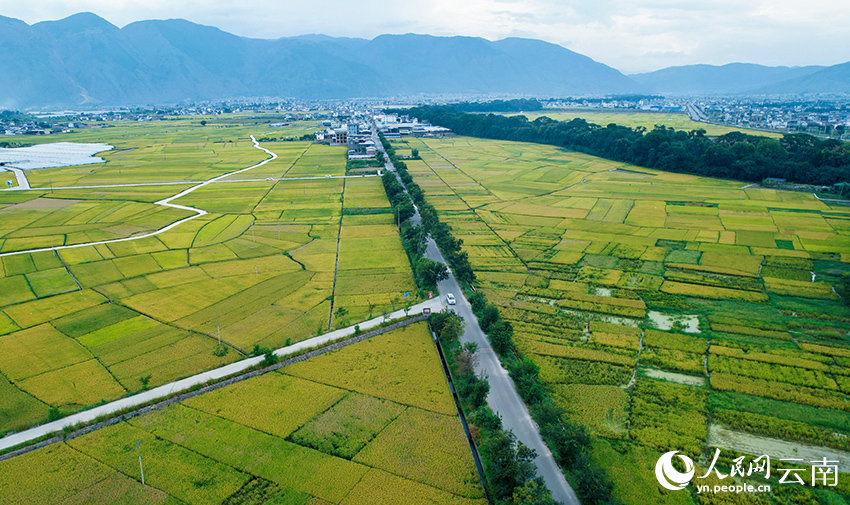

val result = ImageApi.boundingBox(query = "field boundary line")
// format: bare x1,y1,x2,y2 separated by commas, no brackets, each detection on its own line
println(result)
328,178,346,329
431,327,492,504
0,135,278,258
418,144,529,272
7,174,376,192
0,314,429,463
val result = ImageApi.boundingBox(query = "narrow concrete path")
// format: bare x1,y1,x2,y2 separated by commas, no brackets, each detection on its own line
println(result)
2,173,377,192
0,135,277,259
0,297,444,452
6,167,30,190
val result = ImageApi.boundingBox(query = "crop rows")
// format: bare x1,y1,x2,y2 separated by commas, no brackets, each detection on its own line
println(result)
0,322,486,504
403,134,850,505
0,132,415,434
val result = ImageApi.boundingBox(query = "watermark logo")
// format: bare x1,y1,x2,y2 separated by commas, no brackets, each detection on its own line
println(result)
655,451,695,491
654,449,839,494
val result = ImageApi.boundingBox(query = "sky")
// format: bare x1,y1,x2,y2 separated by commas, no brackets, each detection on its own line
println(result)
1,0,848,73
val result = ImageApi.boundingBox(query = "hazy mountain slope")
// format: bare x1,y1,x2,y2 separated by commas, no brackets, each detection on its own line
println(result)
0,14,97,108
631,63,824,95
756,62,850,94
0,13,644,108
492,37,640,94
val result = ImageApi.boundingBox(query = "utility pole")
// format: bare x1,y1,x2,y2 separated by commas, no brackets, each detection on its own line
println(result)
217,314,221,345
137,440,145,485
255,264,258,279
252,222,255,242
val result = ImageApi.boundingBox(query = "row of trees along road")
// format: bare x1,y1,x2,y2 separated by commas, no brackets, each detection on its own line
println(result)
380,130,614,504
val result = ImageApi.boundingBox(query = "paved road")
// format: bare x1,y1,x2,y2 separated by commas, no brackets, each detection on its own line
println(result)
0,297,444,452
686,102,709,123
377,132,579,504
429,242,580,505
6,167,30,190
0,136,277,259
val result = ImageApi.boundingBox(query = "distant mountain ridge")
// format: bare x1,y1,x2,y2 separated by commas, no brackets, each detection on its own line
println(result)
629,63,850,95
754,62,850,94
0,12,640,108
1,12,847,108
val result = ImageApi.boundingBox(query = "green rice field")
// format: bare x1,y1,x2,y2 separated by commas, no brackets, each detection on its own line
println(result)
403,135,850,505
0,322,486,505
505,109,782,138
0,119,415,434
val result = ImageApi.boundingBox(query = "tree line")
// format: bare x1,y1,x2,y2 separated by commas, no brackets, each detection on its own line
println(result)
404,105,850,186
380,134,564,503
379,134,476,285
465,289,615,505
431,310,562,505
448,99,544,113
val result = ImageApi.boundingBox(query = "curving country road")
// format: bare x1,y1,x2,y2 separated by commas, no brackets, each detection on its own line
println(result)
5,167,31,190
0,135,278,258
376,132,580,505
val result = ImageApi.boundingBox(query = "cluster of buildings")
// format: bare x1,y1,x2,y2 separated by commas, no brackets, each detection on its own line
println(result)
697,98,850,138
314,113,451,160
372,113,451,138
315,121,377,159
316,113,451,160
543,96,681,112
2,120,68,136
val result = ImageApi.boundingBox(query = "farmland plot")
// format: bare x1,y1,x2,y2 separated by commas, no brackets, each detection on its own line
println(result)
0,119,417,433
0,323,485,505
407,135,850,504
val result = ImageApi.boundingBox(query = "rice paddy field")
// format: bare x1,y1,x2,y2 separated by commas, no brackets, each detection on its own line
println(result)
0,118,415,435
403,135,850,504
2,114,319,188
507,108,782,138
0,322,486,505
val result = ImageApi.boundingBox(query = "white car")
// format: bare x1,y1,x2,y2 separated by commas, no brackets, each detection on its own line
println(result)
446,293,456,305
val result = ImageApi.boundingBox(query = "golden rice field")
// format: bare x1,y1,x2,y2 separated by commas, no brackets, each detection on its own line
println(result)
0,322,485,505
0,121,415,434
508,108,783,138
401,134,850,505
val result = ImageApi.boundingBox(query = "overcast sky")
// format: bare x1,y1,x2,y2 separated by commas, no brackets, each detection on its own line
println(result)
2,0,848,73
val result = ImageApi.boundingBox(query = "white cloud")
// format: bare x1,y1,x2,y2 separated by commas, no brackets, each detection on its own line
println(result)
0,0,847,72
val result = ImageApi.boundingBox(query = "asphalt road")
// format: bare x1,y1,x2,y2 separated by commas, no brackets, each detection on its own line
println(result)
428,241,580,505
378,133,579,504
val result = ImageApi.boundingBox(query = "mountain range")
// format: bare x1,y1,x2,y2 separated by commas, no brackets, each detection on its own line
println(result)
629,63,850,95
0,12,848,109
